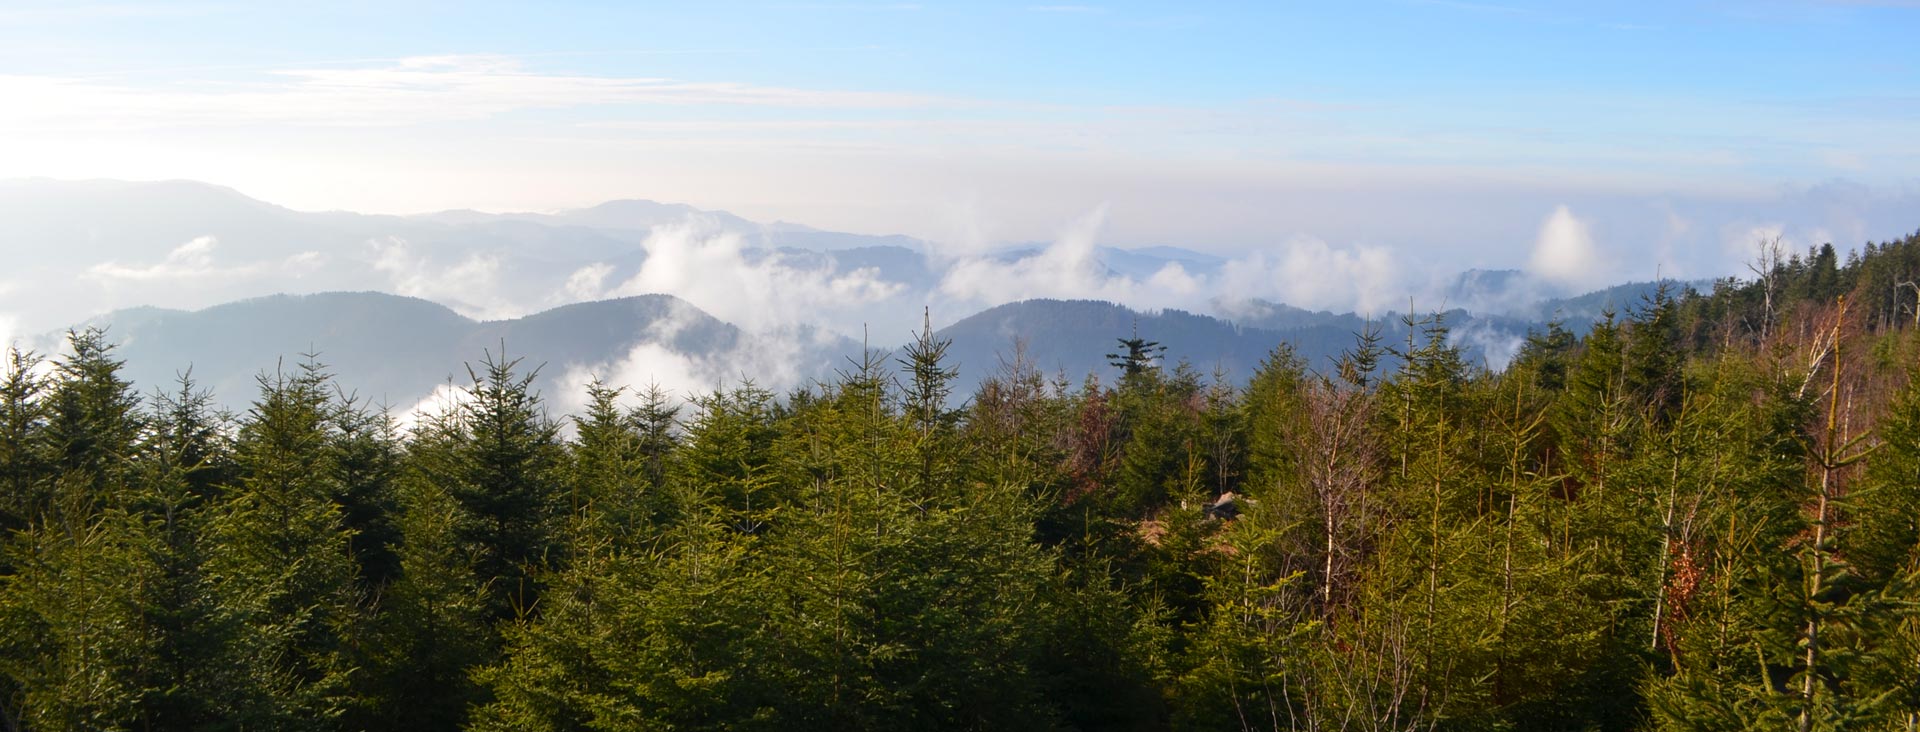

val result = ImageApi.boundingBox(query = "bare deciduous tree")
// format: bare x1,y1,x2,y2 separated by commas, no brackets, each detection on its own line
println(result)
1746,235,1786,345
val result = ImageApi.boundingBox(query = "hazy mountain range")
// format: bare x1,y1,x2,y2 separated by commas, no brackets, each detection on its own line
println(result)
2,178,1685,414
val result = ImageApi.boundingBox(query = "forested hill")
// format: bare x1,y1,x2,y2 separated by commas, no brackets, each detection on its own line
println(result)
4,229,1920,731
79,291,849,411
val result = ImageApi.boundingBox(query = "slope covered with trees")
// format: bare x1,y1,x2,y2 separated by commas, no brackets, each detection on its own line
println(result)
5,230,1920,731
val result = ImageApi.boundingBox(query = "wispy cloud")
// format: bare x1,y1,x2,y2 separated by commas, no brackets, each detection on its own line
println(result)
0,54,956,132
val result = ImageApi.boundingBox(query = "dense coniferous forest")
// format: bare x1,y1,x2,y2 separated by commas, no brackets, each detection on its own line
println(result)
6,231,1920,731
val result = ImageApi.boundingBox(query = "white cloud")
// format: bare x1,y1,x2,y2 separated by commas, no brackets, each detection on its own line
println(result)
1145,262,1203,298
556,342,715,418
562,262,615,301
1450,318,1527,370
594,217,905,333
1526,205,1604,290
939,204,1143,305
395,382,476,434
0,280,14,350
551,297,831,417
85,235,258,282
1216,236,1400,315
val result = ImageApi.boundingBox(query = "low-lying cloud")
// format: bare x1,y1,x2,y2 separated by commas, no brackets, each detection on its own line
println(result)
937,204,1405,317
551,296,841,417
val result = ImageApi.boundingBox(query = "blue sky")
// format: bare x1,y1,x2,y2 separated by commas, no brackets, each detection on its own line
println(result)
1,1,1916,277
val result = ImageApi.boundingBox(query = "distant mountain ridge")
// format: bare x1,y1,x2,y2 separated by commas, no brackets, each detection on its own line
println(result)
65,275,1693,415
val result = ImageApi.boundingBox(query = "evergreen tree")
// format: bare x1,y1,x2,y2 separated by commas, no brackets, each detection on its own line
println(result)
1512,319,1578,393
632,383,681,496
443,352,566,621
40,328,143,526
207,360,364,729
1626,284,1685,424
1107,331,1168,379
0,334,170,731
356,451,492,732
129,372,243,729
330,394,402,588
566,380,669,551
678,381,781,534
0,346,50,544
0,506,155,730
900,310,963,499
